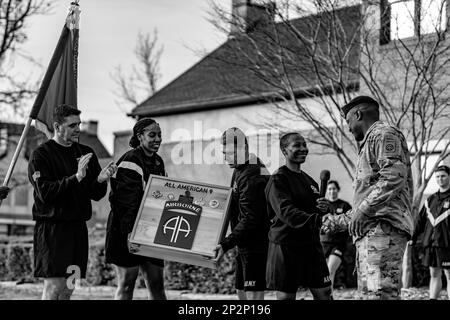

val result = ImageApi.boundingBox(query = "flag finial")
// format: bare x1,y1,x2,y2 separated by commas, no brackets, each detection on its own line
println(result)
67,1,81,30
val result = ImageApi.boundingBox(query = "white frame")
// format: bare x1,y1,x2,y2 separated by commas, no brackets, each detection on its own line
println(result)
128,174,232,269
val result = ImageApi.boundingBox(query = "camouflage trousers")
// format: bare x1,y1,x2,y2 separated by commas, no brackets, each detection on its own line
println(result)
355,222,408,300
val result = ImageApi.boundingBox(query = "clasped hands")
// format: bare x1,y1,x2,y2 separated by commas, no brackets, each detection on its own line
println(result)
75,153,118,183
316,198,368,238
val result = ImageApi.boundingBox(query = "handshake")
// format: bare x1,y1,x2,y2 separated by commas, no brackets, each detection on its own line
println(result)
315,198,348,234
320,214,348,234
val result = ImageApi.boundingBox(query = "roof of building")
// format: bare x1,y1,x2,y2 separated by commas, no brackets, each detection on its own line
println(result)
130,4,362,118
0,122,111,160
79,132,111,159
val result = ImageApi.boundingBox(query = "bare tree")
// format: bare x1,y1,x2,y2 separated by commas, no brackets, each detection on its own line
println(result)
209,0,362,178
112,29,163,112
210,0,450,210
0,0,52,117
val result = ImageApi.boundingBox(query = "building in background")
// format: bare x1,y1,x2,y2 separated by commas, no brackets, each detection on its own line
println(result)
118,1,362,202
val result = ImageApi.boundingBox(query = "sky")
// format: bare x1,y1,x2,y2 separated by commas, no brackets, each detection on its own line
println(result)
16,0,228,153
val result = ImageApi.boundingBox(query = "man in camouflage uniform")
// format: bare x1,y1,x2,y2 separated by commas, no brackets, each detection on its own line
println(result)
323,95,414,299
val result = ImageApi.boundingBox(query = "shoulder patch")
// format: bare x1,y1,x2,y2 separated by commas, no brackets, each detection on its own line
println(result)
32,171,41,181
311,185,319,194
381,133,401,157
232,181,238,193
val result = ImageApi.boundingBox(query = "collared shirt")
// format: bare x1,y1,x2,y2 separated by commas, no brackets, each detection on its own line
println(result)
335,121,414,239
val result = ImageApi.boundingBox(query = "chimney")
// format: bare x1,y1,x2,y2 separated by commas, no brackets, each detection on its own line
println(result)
81,120,98,136
229,0,275,36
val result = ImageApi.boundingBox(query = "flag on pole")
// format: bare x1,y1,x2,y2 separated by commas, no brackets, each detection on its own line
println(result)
1,1,81,190
29,1,80,138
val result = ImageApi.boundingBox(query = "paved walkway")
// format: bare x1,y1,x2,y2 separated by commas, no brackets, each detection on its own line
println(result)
0,281,446,300
0,281,237,300
0,281,359,300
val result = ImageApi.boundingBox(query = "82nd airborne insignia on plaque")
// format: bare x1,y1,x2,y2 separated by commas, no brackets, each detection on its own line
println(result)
154,201,202,250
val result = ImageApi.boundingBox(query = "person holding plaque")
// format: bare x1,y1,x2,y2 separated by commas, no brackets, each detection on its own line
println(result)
214,127,270,300
105,118,167,300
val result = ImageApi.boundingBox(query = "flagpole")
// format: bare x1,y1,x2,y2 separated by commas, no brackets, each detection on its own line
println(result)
1,0,80,198
1,118,33,187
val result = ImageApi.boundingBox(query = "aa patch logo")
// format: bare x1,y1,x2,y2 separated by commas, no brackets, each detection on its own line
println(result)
154,201,202,250
383,134,400,156
385,142,395,152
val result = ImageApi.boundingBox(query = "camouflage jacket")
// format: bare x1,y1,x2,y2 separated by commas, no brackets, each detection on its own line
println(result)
334,121,414,239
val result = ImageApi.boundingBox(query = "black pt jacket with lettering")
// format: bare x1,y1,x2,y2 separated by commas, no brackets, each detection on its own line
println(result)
28,140,107,222
265,166,322,245
220,157,270,253
413,189,450,248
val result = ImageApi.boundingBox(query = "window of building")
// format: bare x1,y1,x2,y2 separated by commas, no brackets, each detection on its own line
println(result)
389,0,416,40
421,0,448,34
1,190,11,206
422,153,444,195
381,0,448,44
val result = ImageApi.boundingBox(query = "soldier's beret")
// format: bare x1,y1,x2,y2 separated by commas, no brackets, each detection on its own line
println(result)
436,165,450,175
341,95,379,118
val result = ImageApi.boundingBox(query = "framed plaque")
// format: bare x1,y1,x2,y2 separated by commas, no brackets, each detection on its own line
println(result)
128,175,232,269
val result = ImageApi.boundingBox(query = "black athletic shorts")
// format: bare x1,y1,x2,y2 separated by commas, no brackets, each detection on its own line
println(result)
235,250,267,292
266,241,331,293
423,247,450,269
321,242,346,259
34,220,88,278
105,214,164,268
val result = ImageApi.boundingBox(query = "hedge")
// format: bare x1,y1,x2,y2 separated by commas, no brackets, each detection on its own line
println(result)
0,239,237,293
0,241,34,282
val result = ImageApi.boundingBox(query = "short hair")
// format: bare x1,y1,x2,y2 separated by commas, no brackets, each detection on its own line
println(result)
53,104,81,125
356,102,380,120
221,127,248,148
327,180,341,191
280,132,303,151
436,165,450,175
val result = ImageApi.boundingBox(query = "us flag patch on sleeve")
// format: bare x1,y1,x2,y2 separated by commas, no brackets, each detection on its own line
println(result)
32,171,41,181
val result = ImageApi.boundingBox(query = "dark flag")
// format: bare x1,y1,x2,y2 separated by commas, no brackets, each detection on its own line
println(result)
30,1,80,138
1,1,81,189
